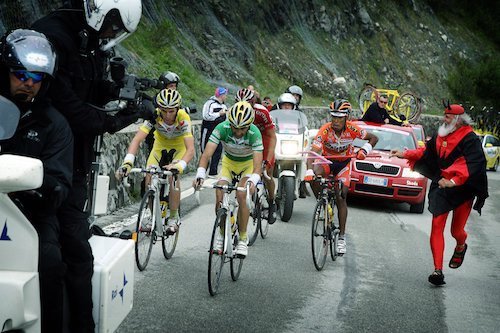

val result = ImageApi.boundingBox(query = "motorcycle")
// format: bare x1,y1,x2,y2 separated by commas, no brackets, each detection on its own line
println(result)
271,109,310,222
0,97,134,333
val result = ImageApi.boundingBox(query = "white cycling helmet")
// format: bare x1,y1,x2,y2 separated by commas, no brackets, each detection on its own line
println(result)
83,0,142,51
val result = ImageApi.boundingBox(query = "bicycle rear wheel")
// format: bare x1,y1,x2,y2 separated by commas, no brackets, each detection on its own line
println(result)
208,209,226,296
135,190,155,271
358,84,377,115
230,233,244,281
396,92,422,122
311,199,328,271
259,198,269,239
247,193,261,246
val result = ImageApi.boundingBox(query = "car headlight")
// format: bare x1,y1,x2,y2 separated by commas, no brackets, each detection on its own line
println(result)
280,140,299,155
402,167,424,178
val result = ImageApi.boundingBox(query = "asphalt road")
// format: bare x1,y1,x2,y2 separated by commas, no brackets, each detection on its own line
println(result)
110,171,500,333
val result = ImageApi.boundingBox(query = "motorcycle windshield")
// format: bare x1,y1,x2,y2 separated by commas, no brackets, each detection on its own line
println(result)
271,109,307,134
0,95,20,140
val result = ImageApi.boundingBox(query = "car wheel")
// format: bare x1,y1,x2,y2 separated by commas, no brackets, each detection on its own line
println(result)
410,198,425,214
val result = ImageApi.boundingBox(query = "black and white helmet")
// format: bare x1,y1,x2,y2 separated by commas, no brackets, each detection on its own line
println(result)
83,0,142,51
235,88,255,102
159,71,180,88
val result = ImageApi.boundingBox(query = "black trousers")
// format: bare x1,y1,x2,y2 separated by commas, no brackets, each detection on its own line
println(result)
200,123,223,176
34,215,65,333
57,176,95,333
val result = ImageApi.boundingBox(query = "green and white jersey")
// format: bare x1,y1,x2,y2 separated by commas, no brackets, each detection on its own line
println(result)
209,121,263,161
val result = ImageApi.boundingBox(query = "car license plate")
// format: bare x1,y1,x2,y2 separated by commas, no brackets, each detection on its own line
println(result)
363,175,388,187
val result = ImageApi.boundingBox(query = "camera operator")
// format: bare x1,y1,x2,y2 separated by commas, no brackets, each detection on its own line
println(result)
31,1,148,332
0,29,73,333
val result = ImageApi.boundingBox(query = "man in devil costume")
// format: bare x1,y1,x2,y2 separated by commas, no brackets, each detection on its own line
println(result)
391,102,488,286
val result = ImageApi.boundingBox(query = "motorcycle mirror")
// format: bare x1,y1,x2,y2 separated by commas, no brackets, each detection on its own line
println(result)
0,95,20,140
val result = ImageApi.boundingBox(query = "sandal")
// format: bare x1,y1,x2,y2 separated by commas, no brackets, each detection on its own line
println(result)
449,243,468,269
428,269,446,286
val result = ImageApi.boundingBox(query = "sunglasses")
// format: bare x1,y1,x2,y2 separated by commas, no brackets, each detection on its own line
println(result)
11,70,45,84
379,100,388,105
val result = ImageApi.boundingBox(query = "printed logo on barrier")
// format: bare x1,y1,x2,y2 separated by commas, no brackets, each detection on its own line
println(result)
111,272,129,304
1,219,11,241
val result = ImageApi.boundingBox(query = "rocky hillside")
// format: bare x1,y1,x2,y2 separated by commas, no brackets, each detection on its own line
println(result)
1,0,498,114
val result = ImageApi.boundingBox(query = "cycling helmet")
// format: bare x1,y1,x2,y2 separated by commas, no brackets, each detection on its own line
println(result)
227,101,254,128
329,99,351,117
0,29,56,77
235,88,255,102
156,89,182,109
159,71,180,87
83,0,142,51
277,93,297,106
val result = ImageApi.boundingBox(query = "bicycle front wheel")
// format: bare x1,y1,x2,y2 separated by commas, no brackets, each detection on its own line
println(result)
162,224,179,260
311,199,328,271
358,84,377,115
230,233,243,281
208,209,226,296
247,193,261,246
135,190,155,271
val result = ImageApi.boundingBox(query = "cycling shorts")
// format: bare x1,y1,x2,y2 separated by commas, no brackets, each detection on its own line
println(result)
319,158,351,187
220,155,253,183
147,141,186,167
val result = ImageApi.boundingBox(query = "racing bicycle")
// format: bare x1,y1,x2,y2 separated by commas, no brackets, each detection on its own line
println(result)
247,167,273,245
201,178,252,296
358,83,422,122
128,166,180,271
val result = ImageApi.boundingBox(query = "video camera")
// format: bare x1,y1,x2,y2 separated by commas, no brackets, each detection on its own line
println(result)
109,57,162,104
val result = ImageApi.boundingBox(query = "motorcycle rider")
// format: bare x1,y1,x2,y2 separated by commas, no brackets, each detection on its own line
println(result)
0,29,73,333
285,85,303,108
32,1,147,331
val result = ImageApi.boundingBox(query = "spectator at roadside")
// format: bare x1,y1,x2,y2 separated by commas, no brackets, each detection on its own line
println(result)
200,87,228,177
391,103,488,286
262,96,273,111
362,94,407,126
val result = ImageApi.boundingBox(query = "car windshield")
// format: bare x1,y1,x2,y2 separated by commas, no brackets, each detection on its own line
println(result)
365,127,417,151
412,127,423,141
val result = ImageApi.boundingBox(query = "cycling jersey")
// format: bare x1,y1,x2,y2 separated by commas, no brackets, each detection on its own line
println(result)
140,109,193,166
140,108,192,145
312,121,367,159
253,103,276,165
209,120,263,162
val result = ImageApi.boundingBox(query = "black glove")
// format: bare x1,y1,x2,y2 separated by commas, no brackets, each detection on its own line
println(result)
139,99,156,121
105,111,141,134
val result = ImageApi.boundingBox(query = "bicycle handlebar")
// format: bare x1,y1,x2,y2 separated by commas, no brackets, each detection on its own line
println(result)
122,166,178,188
198,181,253,209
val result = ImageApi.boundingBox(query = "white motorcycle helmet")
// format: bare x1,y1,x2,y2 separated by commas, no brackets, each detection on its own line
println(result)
83,0,142,51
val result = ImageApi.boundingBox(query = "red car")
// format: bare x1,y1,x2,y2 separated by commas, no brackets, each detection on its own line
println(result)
348,121,428,213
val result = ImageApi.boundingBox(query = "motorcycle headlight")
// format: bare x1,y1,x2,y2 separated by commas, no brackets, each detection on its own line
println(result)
280,140,299,155
402,167,424,178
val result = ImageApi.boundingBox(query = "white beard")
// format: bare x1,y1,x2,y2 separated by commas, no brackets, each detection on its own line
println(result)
438,117,459,137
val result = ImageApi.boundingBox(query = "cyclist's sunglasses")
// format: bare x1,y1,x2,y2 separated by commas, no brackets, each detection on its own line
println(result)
11,70,45,83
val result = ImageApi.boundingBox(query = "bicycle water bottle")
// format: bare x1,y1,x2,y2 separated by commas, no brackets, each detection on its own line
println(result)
327,203,333,221
230,211,236,233
160,200,168,218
